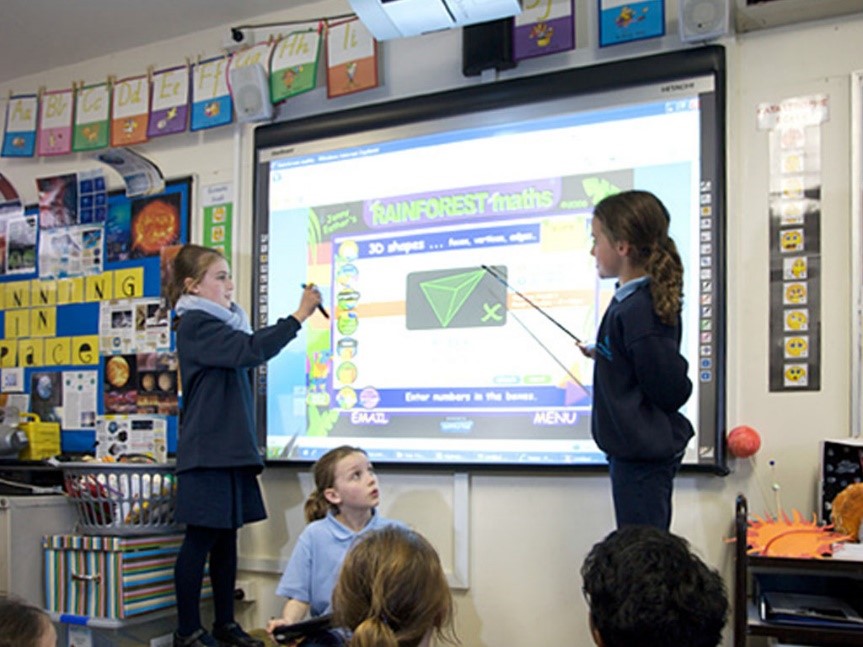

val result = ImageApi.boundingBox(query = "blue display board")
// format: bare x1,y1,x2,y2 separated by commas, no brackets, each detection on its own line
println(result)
0,176,191,455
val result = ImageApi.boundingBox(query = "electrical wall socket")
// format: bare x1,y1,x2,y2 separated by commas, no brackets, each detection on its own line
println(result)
235,578,257,603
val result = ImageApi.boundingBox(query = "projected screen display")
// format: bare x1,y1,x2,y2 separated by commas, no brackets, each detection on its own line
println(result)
253,47,726,470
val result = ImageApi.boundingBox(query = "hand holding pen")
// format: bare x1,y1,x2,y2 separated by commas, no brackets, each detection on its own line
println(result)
299,283,329,320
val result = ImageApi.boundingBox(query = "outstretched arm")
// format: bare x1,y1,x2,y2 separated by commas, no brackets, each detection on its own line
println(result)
267,598,310,634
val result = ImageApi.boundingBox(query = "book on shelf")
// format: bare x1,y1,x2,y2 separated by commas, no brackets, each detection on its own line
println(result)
760,591,863,629
832,541,863,561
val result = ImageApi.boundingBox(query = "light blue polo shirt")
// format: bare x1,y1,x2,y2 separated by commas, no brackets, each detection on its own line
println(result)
275,510,405,617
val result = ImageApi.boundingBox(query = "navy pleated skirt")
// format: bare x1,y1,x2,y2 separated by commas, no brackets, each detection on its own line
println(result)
175,467,267,529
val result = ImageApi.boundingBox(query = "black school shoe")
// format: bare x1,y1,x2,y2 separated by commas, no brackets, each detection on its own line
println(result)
212,622,264,647
173,629,218,647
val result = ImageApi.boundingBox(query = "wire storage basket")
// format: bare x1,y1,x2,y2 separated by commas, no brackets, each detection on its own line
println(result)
61,462,181,536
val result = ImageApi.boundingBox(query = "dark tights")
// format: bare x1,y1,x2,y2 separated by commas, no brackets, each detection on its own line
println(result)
175,524,238,636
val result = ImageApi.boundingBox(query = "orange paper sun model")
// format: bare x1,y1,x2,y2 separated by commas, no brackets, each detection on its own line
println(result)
747,509,851,558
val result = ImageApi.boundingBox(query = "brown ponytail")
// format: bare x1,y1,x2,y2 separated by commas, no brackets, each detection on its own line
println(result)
592,190,684,325
333,526,458,647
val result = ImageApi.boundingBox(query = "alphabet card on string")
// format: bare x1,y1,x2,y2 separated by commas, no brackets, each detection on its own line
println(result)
270,23,322,102
37,88,74,156
326,17,378,99
1,94,38,157
148,64,190,138
513,0,575,61
73,82,111,152
191,56,232,131
229,41,276,80
111,74,150,147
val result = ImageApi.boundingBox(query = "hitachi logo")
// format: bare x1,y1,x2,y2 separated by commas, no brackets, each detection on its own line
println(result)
661,82,695,93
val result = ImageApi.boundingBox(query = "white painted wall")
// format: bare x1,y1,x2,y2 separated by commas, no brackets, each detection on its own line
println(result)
3,2,863,645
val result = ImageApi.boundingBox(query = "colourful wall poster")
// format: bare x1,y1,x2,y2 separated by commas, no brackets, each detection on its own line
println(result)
0,177,191,453
201,182,233,261
758,94,828,392
598,0,664,47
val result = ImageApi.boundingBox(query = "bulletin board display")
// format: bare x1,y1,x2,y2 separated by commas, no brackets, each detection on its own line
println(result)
0,176,191,455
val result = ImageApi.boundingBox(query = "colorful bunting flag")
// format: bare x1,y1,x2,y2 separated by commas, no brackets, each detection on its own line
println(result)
73,82,111,151
230,42,275,79
598,0,665,47
111,74,150,146
270,23,322,103
2,94,38,157
191,56,232,131
326,18,379,99
148,64,190,138
0,172,20,202
514,0,575,61
37,88,74,156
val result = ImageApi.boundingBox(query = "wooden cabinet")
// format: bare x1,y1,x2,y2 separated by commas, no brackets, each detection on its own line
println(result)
734,494,863,646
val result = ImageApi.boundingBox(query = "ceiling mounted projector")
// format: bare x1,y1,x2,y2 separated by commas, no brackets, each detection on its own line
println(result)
348,0,522,40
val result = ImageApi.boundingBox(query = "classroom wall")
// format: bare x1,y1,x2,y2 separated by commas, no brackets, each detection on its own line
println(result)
2,2,863,645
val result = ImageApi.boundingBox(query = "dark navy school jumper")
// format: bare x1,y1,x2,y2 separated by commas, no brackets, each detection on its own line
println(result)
591,278,694,530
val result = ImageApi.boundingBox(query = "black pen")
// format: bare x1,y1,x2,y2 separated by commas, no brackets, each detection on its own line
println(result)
301,283,330,319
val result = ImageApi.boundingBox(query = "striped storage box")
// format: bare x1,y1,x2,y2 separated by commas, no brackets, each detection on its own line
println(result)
43,533,211,619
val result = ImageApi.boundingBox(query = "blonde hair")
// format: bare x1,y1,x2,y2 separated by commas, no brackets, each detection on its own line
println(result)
333,526,458,647
166,243,226,309
593,190,684,326
303,445,368,523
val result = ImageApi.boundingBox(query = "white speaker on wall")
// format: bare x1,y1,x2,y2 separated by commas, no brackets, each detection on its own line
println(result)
228,63,274,123
679,0,729,43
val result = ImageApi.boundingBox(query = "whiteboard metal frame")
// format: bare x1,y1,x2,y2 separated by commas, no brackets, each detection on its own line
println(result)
851,70,863,437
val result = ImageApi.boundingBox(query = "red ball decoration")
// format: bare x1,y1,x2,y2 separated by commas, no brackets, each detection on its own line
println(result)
727,425,761,458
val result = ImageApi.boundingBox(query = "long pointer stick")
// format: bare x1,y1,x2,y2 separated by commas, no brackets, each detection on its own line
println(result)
506,307,585,390
481,264,583,344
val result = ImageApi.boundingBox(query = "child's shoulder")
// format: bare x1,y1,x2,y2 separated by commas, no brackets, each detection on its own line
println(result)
612,282,653,316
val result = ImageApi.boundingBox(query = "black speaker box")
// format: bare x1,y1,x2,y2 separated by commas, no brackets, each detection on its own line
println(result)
462,18,517,78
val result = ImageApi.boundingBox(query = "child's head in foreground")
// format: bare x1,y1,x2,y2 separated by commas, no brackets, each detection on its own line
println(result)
0,595,57,647
332,525,458,647
581,525,728,647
